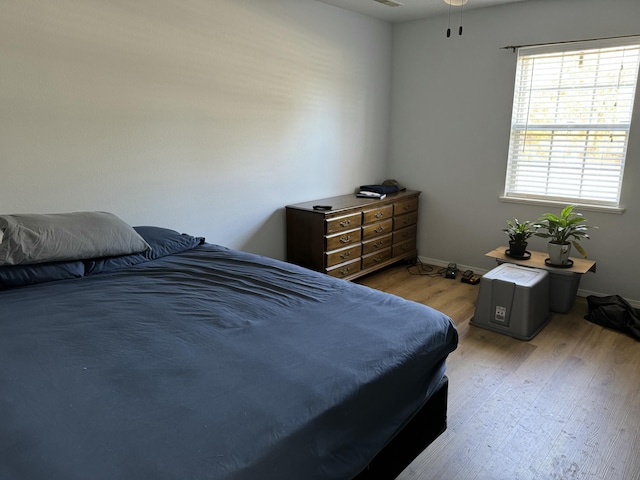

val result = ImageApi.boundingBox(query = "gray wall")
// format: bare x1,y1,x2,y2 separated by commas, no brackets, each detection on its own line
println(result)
389,0,640,303
1,0,638,304
0,0,392,260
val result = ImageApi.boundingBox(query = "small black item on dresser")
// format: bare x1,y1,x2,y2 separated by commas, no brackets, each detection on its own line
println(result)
313,205,332,211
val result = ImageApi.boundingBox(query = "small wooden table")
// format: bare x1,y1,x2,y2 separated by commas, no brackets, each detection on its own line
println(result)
485,246,596,313
485,246,596,274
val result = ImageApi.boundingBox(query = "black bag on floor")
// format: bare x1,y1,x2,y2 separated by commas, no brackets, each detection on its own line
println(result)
584,295,640,341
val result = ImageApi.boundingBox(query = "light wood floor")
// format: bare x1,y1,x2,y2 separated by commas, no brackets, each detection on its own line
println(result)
357,263,640,480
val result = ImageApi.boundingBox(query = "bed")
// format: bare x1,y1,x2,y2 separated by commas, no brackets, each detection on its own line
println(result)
0,212,458,480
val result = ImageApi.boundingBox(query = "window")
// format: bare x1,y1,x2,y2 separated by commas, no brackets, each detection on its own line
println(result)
503,37,640,209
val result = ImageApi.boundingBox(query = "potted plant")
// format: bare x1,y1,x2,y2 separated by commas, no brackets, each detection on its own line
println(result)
534,205,596,266
502,218,536,258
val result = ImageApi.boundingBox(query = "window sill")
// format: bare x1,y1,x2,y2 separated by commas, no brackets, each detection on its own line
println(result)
499,196,625,214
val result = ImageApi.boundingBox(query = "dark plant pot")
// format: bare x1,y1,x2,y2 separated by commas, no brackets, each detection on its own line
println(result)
508,240,528,257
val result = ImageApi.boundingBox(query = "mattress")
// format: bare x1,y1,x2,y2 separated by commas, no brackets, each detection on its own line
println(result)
0,241,458,480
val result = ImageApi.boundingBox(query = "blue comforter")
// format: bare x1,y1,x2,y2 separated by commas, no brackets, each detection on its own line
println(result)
0,244,457,480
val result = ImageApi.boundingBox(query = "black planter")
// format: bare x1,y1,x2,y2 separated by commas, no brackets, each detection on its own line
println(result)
507,241,528,258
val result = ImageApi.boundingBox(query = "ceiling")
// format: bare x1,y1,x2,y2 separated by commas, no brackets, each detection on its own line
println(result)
315,0,529,23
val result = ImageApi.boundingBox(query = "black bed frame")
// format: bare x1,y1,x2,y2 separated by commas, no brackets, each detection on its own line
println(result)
353,376,449,480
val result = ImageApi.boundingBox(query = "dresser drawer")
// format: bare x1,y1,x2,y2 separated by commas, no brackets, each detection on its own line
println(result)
394,197,419,215
394,211,418,230
362,219,393,240
326,228,361,251
392,238,417,257
362,233,392,255
326,258,361,279
362,205,393,225
393,225,417,244
326,244,362,268
362,248,392,270
326,213,362,235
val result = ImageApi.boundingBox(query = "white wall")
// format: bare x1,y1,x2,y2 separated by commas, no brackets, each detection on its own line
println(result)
0,0,392,260
389,0,640,303
2,0,638,303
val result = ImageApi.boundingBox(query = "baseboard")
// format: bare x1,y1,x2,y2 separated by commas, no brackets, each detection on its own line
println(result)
577,288,640,308
418,256,492,277
417,256,640,309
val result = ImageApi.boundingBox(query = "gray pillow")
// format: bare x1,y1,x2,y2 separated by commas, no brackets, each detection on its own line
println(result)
0,212,150,266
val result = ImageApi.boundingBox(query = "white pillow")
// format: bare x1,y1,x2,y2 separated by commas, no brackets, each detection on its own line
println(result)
0,211,150,266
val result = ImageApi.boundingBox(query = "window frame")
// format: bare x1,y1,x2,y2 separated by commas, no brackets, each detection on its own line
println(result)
501,36,640,213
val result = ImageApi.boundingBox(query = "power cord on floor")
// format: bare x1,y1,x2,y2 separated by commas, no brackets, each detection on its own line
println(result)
406,258,446,277
407,258,481,284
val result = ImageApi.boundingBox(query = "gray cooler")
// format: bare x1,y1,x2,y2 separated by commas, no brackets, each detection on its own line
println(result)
471,263,550,340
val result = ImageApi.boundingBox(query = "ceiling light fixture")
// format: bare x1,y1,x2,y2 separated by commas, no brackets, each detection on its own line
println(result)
443,0,467,37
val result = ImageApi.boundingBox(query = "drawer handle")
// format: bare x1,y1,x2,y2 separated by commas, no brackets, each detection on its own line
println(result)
374,241,384,248
373,255,382,262
340,251,351,259
374,226,384,234
340,235,351,243
340,219,351,227
340,266,350,275
402,205,411,211
375,212,384,218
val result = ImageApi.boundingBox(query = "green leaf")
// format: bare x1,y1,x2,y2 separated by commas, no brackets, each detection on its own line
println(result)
561,205,575,218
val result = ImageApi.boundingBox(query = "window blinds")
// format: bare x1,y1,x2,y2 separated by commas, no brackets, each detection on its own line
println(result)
504,37,640,207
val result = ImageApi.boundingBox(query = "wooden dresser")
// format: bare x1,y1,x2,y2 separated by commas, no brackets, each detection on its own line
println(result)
286,190,420,280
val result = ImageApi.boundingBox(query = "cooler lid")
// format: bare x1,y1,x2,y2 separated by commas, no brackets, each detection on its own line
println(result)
484,263,548,287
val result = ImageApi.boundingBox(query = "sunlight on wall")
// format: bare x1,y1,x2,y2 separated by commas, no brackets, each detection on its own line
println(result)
0,0,391,256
